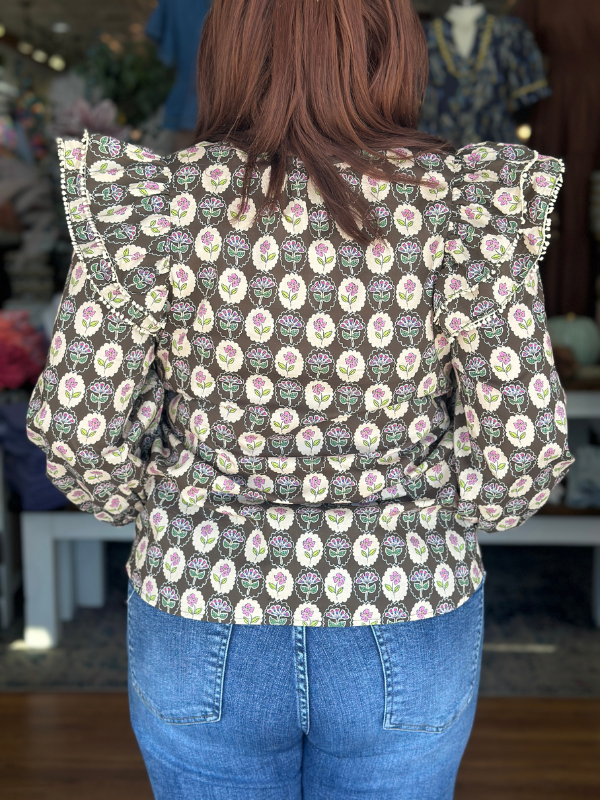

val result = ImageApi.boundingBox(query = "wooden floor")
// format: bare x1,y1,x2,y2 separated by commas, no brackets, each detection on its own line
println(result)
0,695,598,799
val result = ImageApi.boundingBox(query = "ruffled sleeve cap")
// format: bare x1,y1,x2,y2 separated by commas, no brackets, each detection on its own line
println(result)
434,142,564,341
58,132,174,335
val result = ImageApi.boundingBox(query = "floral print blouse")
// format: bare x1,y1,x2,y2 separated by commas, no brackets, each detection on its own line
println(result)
27,132,573,626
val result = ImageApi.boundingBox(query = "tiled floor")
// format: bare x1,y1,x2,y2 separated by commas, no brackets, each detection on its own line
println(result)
1,543,599,694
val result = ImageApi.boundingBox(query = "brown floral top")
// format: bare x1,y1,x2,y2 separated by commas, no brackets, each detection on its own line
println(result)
27,132,573,626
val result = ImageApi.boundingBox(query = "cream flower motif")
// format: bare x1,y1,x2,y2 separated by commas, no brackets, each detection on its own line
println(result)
190,408,210,441
354,423,380,454
94,343,123,378
367,312,393,348
76,413,107,445
338,277,366,313
522,226,543,255
444,238,469,264
192,300,214,333
424,235,445,271
265,567,294,601
278,273,307,310
210,559,236,593
381,565,409,602
483,446,509,479
396,274,423,310
141,577,158,606
445,530,466,561
395,347,421,380
201,164,231,193
245,374,274,405
362,174,390,202
365,240,393,274
528,374,551,409
324,567,352,604
458,469,482,499
113,245,147,271
295,426,323,456
218,267,248,304
281,200,308,235
190,366,215,398
238,432,266,456
252,236,279,271
216,340,244,373
270,407,300,434
358,470,385,498
170,192,197,227
352,533,380,566
89,159,124,182
410,600,434,621
336,350,365,383
406,532,429,564
294,604,322,626
227,197,256,231
393,204,423,236
308,240,336,274
234,598,263,625
305,380,334,411
195,227,222,262
245,308,274,343
275,346,304,378
192,520,219,553
57,372,85,408
163,547,186,582
531,171,558,197
493,187,522,215
364,383,392,414
408,415,431,443
508,303,535,339
181,588,206,620
306,313,335,347
476,382,502,412
434,563,455,598
177,143,205,163
302,472,329,503
509,476,534,497
420,171,449,201
140,214,171,237
490,346,520,381
480,233,512,263
459,203,492,228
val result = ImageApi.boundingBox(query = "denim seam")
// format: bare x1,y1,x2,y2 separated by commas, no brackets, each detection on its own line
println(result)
294,626,310,735
127,595,232,725
370,624,394,728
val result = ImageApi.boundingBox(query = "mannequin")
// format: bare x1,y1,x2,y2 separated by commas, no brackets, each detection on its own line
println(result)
445,2,486,60
418,0,550,147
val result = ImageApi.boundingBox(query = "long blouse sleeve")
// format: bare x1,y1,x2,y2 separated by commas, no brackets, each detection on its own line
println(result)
433,142,574,532
26,133,173,525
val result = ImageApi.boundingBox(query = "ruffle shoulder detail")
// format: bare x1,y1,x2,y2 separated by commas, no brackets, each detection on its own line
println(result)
434,142,563,342
57,131,173,335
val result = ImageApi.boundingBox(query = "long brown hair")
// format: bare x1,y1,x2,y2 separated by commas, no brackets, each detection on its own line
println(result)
195,0,448,243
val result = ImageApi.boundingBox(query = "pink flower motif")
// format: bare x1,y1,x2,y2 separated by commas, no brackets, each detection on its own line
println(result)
170,553,180,567
201,231,214,245
373,388,385,400
346,282,358,296
429,239,440,254
260,240,271,254
345,355,358,368
177,197,190,210
301,608,314,621
65,377,78,391
486,238,500,252
416,605,428,620
315,243,328,258
88,418,101,432
291,203,304,216
242,603,255,615
373,317,385,332
372,243,385,257
253,377,265,389
274,572,286,586
360,537,372,549
224,344,236,358
513,419,527,433
309,476,321,489
496,351,511,366
304,537,315,550
253,313,265,325
360,609,374,623
252,533,261,547
332,573,346,587
314,317,327,332
220,563,231,577
228,273,241,287
284,352,297,364
210,168,223,179
401,209,415,220
287,278,300,292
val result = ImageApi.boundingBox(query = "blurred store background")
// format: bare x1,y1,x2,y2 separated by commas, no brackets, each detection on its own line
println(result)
0,2,598,798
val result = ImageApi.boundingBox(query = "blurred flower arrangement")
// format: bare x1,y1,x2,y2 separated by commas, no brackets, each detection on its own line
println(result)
0,310,47,390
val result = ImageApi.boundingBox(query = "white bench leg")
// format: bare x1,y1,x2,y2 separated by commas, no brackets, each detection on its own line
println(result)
593,546,600,628
22,516,59,648
57,541,75,622
75,540,106,607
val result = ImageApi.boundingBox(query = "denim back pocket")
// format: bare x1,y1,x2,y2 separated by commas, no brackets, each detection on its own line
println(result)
127,587,232,725
371,585,484,733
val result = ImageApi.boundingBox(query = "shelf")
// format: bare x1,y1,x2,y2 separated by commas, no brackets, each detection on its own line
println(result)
565,391,600,419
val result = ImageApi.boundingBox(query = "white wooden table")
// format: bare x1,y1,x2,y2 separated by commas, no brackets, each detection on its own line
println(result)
21,512,134,648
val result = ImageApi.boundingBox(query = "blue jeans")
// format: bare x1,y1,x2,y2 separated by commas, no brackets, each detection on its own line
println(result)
127,582,484,800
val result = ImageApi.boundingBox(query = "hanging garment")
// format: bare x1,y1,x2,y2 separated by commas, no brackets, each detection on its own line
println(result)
514,0,600,317
146,0,212,132
419,12,550,148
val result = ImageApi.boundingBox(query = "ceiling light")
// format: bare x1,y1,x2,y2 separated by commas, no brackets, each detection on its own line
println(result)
32,49,48,63
51,22,70,34
0,24,6,38
48,54,66,71
17,41,34,55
